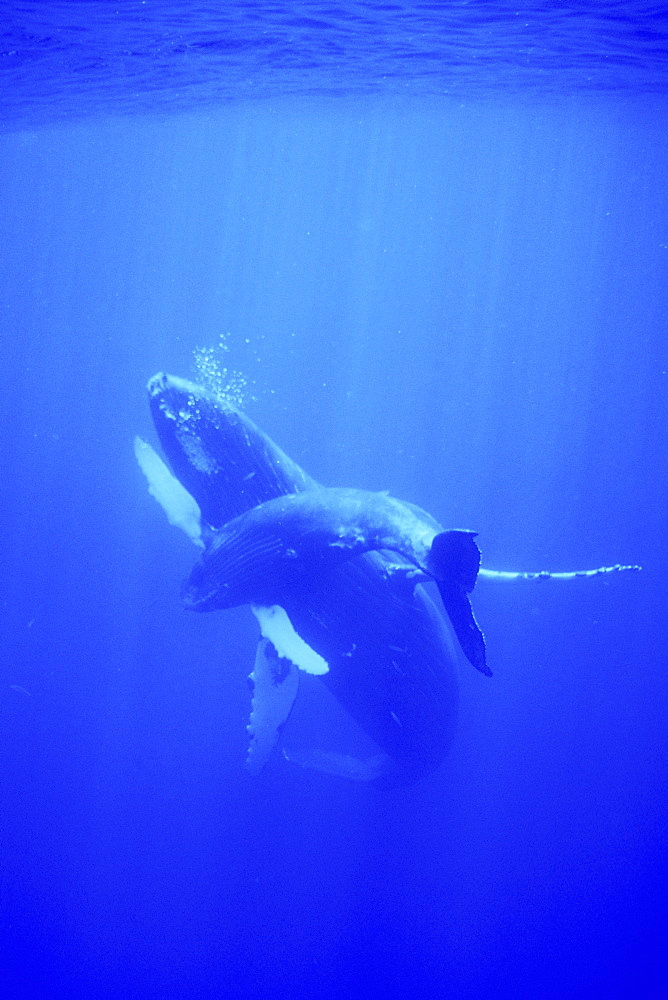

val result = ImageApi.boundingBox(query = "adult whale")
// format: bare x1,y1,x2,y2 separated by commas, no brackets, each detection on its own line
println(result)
182,487,488,677
136,373,639,784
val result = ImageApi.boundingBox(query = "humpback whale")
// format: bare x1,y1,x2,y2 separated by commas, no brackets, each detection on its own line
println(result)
182,488,488,676
136,373,640,784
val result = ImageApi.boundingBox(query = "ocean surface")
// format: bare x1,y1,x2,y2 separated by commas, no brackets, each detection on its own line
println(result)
1,3,667,998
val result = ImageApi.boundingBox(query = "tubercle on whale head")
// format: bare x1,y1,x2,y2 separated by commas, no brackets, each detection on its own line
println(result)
147,373,242,441
147,371,201,410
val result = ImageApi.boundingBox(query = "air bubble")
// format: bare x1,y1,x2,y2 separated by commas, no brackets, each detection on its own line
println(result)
192,331,247,409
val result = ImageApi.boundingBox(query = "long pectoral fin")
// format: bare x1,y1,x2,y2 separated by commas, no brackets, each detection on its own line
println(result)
429,530,481,591
251,604,329,675
246,639,300,775
436,581,490,677
134,437,204,548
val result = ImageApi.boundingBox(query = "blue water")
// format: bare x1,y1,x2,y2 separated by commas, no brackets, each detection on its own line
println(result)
3,0,668,126
1,3,667,998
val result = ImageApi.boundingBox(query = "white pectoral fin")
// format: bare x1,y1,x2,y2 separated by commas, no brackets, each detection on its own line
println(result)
251,605,329,676
134,437,203,548
246,638,300,775
246,607,328,774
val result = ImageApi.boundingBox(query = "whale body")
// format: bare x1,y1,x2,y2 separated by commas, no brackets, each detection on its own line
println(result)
182,487,488,676
137,373,639,783
139,373,466,783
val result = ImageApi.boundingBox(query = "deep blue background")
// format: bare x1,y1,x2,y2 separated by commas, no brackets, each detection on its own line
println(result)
1,4,667,999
